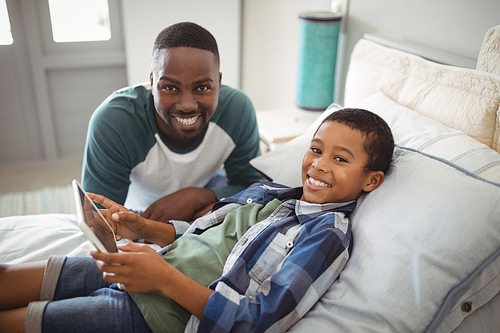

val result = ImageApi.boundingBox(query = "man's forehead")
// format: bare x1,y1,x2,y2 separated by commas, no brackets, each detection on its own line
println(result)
153,47,219,68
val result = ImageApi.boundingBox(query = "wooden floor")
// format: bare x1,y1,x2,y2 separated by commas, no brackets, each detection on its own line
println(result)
0,158,82,194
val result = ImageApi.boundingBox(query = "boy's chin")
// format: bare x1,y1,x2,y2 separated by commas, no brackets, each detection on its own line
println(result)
300,192,328,204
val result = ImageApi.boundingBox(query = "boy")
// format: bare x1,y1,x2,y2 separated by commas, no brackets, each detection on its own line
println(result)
0,108,394,333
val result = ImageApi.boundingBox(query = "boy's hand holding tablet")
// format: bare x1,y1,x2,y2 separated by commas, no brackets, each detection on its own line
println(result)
72,179,176,251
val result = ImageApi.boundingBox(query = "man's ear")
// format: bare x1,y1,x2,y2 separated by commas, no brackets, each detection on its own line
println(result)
150,72,154,87
218,72,222,89
363,171,385,193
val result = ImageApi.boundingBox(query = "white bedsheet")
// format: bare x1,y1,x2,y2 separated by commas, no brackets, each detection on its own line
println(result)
1,214,98,264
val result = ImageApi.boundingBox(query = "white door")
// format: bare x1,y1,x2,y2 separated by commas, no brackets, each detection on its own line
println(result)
0,0,127,166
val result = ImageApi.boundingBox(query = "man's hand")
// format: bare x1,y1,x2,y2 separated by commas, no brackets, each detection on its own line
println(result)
141,187,217,222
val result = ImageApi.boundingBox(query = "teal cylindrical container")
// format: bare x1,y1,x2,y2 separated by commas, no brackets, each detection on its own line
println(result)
296,11,342,111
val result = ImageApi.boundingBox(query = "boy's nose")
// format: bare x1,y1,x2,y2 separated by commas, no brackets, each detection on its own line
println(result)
312,157,327,172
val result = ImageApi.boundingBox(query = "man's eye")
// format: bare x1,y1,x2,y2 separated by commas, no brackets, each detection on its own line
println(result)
197,85,210,91
162,85,177,91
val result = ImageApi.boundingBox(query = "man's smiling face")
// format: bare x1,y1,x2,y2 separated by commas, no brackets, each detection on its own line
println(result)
300,121,381,204
150,47,221,149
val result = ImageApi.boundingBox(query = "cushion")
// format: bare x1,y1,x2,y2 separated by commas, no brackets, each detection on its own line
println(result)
354,92,500,184
287,147,500,332
343,38,500,153
477,25,500,76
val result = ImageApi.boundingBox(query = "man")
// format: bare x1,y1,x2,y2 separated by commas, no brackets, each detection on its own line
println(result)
82,22,263,222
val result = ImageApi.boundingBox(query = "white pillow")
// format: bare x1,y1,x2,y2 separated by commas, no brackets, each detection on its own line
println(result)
287,147,500,332
344,38,500,152
354,92,500,184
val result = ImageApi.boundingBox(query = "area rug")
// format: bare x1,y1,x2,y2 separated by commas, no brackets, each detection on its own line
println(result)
0,185,76,217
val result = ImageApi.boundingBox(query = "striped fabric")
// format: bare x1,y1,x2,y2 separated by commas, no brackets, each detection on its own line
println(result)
184,181,356,333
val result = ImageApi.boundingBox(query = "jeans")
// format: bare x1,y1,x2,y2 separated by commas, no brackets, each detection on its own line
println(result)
41,257,152,333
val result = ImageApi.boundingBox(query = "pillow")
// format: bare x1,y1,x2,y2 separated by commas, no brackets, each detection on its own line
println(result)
344,38,500,153
477,25,500,76
287,147,500,332
354,92,500,184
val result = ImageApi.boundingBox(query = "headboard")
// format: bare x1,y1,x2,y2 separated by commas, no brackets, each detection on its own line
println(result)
343,26,500,153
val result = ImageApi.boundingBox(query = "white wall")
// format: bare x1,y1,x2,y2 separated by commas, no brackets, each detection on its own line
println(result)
241,0,500,109
241,0,334,110
121,0,242,88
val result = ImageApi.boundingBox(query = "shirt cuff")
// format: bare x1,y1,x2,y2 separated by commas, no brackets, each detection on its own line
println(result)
168,220,192,238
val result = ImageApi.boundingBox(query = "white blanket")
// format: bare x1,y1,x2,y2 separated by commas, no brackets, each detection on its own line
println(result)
1,214,96,264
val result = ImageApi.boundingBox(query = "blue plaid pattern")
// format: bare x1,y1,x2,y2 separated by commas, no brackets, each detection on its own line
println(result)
181,181,355,333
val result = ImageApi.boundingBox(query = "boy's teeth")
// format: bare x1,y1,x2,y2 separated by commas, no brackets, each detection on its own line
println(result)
309,177,331,187
176,116,198,125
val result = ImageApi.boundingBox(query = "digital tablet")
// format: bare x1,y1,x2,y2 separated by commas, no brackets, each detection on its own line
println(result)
72,179,118,253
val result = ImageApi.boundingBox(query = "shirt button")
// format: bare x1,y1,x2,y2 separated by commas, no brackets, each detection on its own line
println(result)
461,302,472,312
286,241,293,248
246,198,253,204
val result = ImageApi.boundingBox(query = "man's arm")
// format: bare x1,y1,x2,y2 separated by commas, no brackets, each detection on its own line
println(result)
212,89,264,200
140,187,217,222
82,101,134,206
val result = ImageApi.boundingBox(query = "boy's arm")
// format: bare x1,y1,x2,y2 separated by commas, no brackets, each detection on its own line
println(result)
197,216,352,332
88,193,175,247
91,242,213,319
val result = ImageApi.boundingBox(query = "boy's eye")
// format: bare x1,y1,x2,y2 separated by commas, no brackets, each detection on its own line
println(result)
311,147,322,154
335,156,348,162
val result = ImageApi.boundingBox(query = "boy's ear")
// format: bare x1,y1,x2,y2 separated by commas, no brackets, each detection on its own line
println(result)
363,171,385,193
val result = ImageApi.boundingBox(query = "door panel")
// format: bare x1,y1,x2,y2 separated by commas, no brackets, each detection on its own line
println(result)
47,66,127,158
0,0,127,166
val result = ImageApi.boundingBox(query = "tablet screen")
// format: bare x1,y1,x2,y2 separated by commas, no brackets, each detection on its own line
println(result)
76,184,118,253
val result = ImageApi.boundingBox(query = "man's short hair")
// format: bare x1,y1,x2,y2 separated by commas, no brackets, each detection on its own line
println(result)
152,22,220,65
319,108,395,173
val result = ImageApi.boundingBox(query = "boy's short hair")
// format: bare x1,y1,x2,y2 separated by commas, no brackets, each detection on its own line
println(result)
152,22,220,65
319,108,394,173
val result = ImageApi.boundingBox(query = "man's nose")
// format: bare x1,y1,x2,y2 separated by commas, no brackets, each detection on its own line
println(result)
176,92,198,113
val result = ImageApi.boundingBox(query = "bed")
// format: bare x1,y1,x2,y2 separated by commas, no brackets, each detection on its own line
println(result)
1,25,499,333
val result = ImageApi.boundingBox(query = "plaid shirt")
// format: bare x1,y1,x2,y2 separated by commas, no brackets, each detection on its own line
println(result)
171,181,355,333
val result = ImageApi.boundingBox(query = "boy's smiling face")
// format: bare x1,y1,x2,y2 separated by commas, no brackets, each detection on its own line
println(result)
300,121,384,204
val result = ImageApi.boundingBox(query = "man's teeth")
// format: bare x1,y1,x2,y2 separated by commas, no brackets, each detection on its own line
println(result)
309,177,331,187
176,116,198,126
